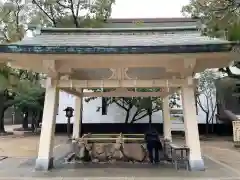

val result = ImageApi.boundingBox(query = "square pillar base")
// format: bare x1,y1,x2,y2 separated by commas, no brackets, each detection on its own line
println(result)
189,159,205,171
35,157,54,171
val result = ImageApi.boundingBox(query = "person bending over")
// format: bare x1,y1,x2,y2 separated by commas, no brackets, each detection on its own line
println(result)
144,127,163,164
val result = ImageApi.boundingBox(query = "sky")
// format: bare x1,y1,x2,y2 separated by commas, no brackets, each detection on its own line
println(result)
111,0,190,18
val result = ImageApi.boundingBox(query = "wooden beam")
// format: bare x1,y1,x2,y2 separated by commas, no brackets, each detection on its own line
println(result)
53,79,187,88
77,137,145,143
82,91,170,97
60,88,82,97
42,60,58,78
61,87,177,97
83,134,144,137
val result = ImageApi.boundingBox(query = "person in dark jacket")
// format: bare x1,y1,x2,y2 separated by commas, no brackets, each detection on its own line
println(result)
144,127,163,164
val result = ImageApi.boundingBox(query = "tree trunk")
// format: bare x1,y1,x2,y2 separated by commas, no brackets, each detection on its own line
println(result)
0,108,5,133
148,108,152,125
211,117,214,133
125,109,130,123
22,111,29,129
31,111,37,132
38,109,43,127
206,113,209,135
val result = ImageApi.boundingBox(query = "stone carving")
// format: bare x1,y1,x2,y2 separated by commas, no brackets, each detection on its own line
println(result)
123,144,146,162
108,68,133,80
66,134,148,164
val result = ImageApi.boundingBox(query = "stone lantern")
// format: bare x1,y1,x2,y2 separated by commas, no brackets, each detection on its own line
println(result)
64,107,74,139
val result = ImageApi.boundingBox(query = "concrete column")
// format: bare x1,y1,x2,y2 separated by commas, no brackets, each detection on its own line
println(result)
35,78,59,171
181,84,205,171
72,94,83,139
163,95,172,141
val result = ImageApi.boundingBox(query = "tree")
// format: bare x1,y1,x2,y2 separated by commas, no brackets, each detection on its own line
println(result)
0,65,20,133
0,1,45,133
14,80,44,131
0,0,115,134
1,0,115,37
85,88,163,124
129,95,162,124
28,0,115,28
196,70,219,134
86,88,181,124
0,0,28,43
182,0,239,36
130,91,180,124
182,0,240,78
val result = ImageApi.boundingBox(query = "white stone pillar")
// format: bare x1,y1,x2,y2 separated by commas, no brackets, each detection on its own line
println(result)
181,83,205,171
72,94,83,139
163,95,172,141
35,78,59,171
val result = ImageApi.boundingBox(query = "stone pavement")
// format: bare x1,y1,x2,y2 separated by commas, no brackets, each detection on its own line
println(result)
0,134,240,179
201,139,240,175
0,151,239,179
0,134,68,158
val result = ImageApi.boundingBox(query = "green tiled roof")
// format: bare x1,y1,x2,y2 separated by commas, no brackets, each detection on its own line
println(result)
14,26,229,47
0,26,233,54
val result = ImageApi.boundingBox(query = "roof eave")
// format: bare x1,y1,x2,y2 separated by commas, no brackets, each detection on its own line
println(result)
0,43,233,54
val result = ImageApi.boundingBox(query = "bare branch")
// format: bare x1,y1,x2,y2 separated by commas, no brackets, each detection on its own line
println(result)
2,31,10,42
69,0,80,27
56,1,69,9
76,0,82,17
208,102,217,123
204,93,210,113
114,100,127,111
32,0,57,26
196,96,207,113
131,109,149,123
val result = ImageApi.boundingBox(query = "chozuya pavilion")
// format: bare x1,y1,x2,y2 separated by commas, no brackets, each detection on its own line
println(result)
0,18,235,171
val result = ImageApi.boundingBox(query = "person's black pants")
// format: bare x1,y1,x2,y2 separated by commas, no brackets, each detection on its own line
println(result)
146,141,159,163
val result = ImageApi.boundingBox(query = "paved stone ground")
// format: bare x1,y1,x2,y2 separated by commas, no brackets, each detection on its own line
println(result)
0,134,67,158
0,128,240,179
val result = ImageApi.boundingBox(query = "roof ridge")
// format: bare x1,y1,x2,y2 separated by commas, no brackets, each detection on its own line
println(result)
107,17,199,24
39,26,199,34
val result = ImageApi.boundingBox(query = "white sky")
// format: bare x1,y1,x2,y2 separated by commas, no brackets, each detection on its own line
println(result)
111,0,190,18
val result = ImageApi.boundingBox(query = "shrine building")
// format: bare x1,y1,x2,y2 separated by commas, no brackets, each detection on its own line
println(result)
0,18,235,171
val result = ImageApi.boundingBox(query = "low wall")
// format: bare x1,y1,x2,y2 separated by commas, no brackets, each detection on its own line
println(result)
55,123,233,135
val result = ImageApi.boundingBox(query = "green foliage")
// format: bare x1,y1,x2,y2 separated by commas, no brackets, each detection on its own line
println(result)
0,0,28,43
1,0,115,43
0,64,44,109
0,0,115,132
90,0,116,21
182,0,240,40
14,80,44,111
28,0,115,28
182,0,240,79
0,65,12,90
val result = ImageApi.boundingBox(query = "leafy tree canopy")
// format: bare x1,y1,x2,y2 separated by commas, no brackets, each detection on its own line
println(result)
182,0,240,78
